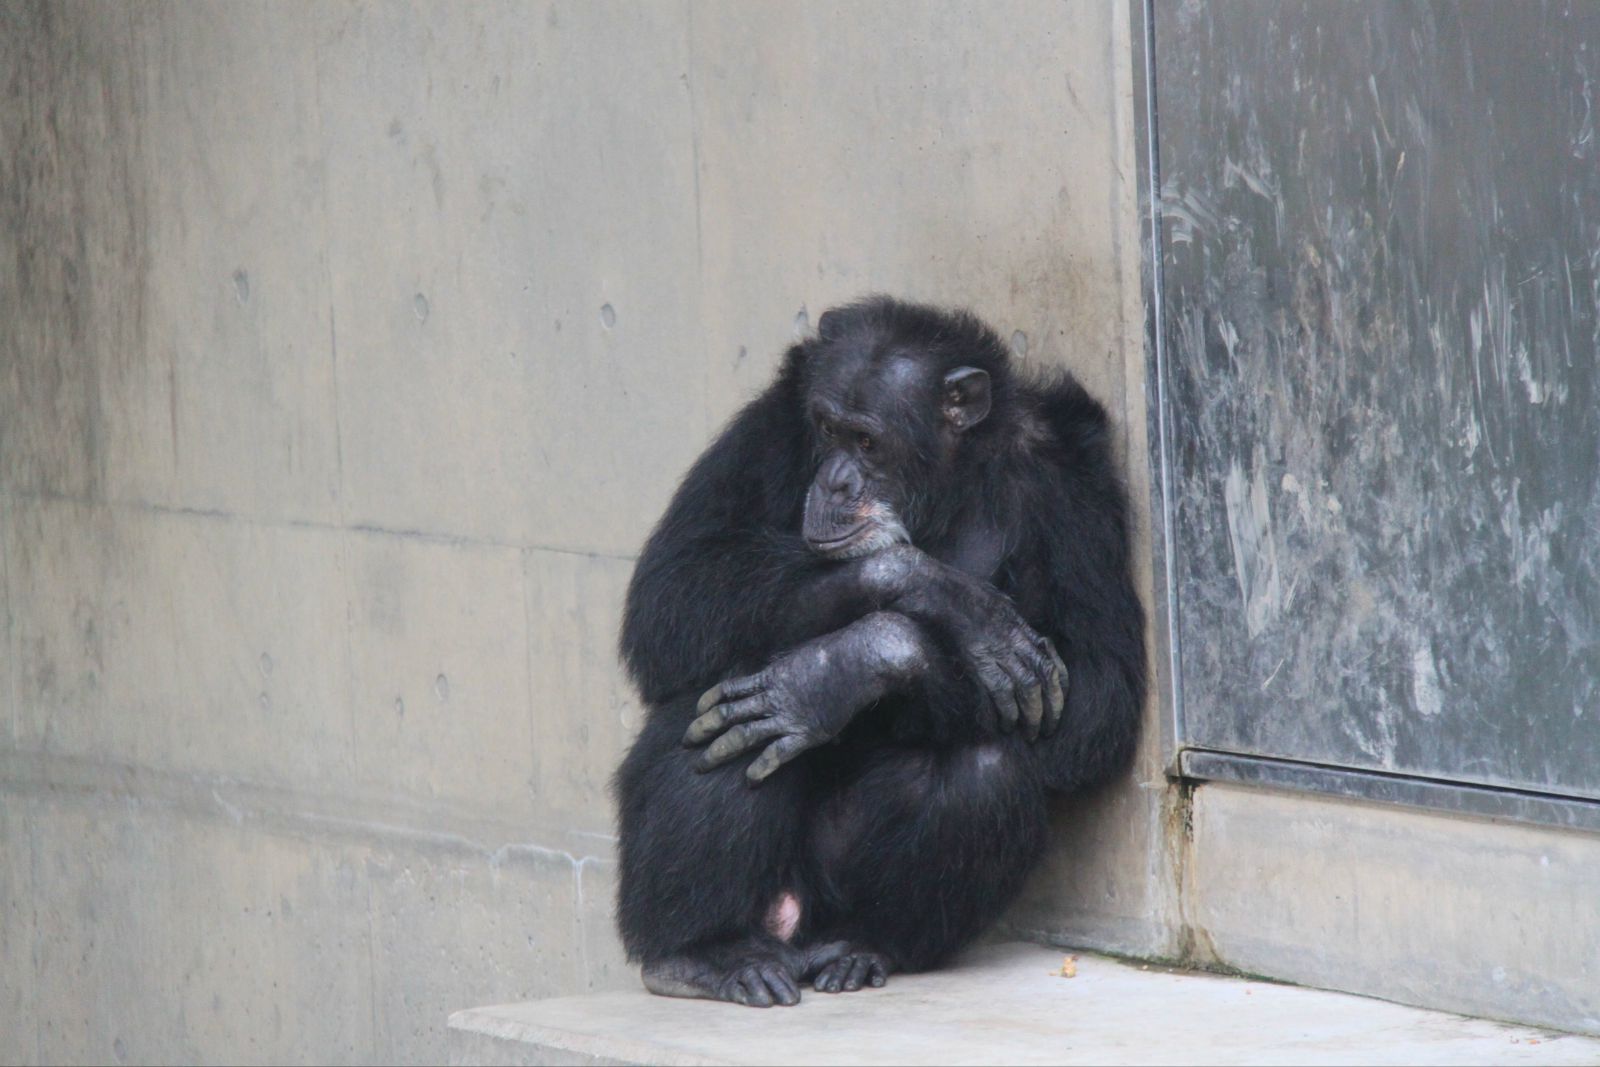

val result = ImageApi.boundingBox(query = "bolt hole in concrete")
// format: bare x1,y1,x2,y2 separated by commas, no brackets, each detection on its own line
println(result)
1010,329,1029,360
793,306,809,337
600,302,617,329
435,673,450,701
232,268,249,304
414,292,430,322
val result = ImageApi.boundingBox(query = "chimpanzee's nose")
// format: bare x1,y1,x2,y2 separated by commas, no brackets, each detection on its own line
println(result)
820,453,862,502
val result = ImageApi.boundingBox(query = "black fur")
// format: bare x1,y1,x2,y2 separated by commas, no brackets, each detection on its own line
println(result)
614,296,1145,998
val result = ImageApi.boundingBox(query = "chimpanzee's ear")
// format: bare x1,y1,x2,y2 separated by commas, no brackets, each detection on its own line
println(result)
817,309,842,341
941,367,991,432
780,342,809,376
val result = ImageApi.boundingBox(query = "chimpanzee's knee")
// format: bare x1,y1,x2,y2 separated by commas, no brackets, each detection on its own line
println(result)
615,699,811,962
807,739,1048,971
948,739,1042,793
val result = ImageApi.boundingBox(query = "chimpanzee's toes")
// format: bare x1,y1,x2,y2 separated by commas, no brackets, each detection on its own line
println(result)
734,962,804,1007
813,950,890,994
733,966,774,1007
644,945,806,1007
762,963,802,1006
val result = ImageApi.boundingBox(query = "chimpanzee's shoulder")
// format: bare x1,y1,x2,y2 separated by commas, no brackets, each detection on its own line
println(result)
715,360,809,471
662,352,810,532
1026,370,1113,466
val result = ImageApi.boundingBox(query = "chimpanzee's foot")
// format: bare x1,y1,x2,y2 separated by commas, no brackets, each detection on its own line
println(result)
641,938,803,1007
804,941,893,993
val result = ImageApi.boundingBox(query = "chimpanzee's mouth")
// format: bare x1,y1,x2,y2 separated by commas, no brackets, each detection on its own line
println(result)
807,524,871,555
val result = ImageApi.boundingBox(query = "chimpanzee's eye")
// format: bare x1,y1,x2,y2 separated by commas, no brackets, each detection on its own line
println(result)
858,434,875,454
818,420,835,441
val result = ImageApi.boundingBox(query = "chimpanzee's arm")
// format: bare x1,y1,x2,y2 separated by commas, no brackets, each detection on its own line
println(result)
623,374,1071,745
620,381,911,708
682,611,930,783
862,546,1067,738
1018,512,1145,792
640,527,1067,743
623,526,873,705
1004,386,1147,793
684,603,1052,782
684,382,1147,793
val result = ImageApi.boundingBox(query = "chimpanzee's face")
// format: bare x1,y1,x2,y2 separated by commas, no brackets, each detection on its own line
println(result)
800,335,990,560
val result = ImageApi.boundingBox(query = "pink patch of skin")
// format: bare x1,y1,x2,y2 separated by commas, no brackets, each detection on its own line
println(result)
763,891,801,943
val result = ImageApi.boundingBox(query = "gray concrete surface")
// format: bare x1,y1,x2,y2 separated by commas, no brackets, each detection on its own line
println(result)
0,2,1166,1063
446,941,1600,1066
1184,784,1600,1037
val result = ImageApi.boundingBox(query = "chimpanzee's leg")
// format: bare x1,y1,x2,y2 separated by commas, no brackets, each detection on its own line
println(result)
803,738,1048,988
614,694,814,1006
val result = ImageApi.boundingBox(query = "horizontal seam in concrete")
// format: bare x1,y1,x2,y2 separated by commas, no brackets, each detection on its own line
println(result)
0,486,639,562
0,749,615,865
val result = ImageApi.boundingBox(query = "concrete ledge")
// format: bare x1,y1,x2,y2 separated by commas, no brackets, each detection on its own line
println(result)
447,942,1600,1066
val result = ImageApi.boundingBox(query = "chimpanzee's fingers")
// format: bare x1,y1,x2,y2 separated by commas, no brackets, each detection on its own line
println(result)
696,719,785,771
986,660,1023,735
1009,657,1045,742
843,956,871,992
969,667,1000,734
683,694,770,746
697,718,779,767
868,958,888,987
998,659,1036,742
1024,643,1060,740
1043,641,1069,737
695,670,768,716
995,689,1021,734
745,734,813,784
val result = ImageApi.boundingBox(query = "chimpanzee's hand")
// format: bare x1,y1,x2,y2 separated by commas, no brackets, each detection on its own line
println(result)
863,545,1067,740
684,658,839,785
949,594,1068,742
684,613,925,785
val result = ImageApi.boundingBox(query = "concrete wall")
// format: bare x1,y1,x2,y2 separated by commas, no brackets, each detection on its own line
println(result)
0,3,1167,1062
1183,784,1600,1036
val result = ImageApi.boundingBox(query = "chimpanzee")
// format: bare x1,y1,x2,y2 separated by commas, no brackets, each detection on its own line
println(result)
614,296,1144,1006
